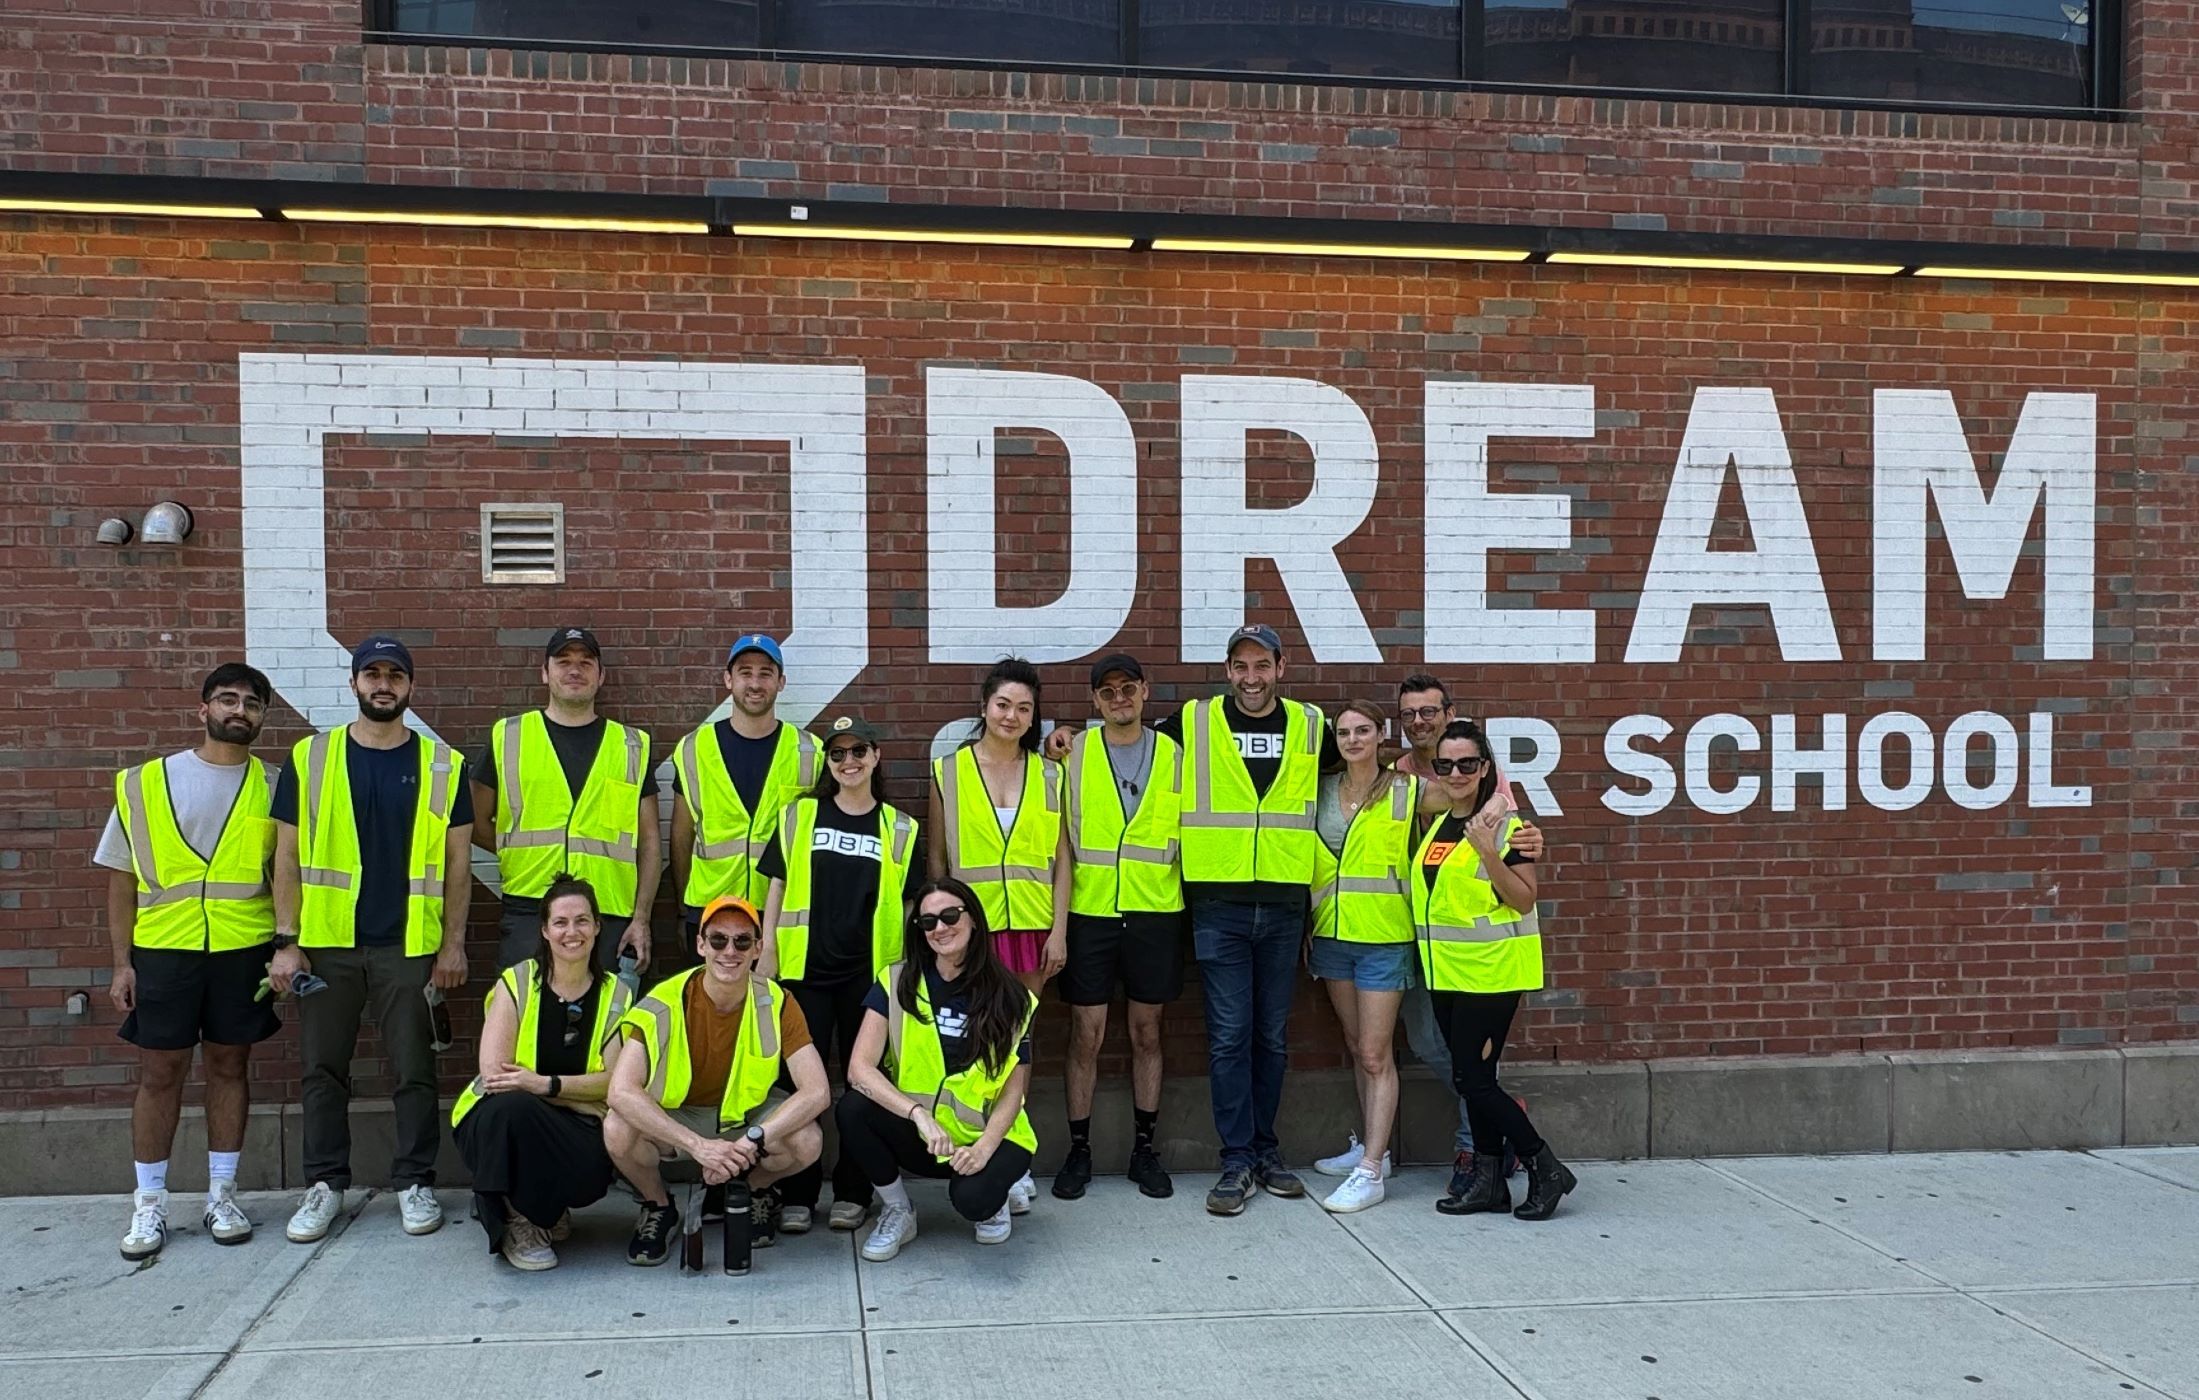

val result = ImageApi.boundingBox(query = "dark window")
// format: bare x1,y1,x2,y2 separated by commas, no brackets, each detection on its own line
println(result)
780,0,1122,65
387,0,762,47
1140,0,1465,81
1808,0,2095,108
1482,0,1784,94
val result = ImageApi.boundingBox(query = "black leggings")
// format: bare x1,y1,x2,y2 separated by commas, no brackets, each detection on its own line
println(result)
834,1091,1035,1223
1430,990,1546,1161
778,976,876,1211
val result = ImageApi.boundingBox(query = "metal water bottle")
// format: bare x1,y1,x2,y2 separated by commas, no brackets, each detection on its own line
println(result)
722,1181,753,1276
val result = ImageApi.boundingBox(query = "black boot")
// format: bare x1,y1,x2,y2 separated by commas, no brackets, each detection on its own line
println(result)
1436,1152,1511,1216
1512,1145,1577,1221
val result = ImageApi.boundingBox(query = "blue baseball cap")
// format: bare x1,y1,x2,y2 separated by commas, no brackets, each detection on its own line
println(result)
725,634,784,670
1225,623,1283,660
351,635,414,677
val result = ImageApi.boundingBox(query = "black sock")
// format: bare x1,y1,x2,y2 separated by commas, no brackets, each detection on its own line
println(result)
1133,1107,1158,1149
1069,1117,1091,1149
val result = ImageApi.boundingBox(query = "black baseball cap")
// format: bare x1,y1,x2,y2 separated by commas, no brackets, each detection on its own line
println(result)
818,714,882,746
351,635,414,677
1089,653,1145,688
545,626,601,661
1225,624,1284,659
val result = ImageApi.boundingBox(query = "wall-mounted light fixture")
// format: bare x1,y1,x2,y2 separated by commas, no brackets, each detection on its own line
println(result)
140,502,195,546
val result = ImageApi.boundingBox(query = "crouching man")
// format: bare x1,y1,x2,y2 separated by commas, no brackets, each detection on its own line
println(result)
604,895,827,1268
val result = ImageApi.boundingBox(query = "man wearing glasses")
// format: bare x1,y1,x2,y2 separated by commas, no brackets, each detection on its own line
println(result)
602,895,829,1268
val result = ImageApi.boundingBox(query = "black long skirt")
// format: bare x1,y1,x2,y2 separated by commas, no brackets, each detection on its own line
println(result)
454,1093,615,1250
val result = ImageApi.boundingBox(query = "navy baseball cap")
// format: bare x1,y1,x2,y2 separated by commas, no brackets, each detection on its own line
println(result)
351,635,414,677
725,634,784,670
1225,624,1283,659
545,626,601,661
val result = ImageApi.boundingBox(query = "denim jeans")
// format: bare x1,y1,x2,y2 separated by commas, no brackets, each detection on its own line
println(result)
1192,898,1301,1169
1401,981,1474,1156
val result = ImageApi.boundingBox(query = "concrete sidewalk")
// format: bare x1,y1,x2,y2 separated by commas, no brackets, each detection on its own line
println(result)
7,1149,2198,1399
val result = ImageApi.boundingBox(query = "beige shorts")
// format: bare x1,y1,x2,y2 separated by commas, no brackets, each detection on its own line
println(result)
657,1090,788,1162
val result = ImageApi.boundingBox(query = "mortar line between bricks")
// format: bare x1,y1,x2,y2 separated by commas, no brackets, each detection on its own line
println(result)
186,1186,378,1400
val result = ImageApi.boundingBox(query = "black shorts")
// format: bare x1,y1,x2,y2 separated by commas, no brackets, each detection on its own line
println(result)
120,943,282,1052
1060,912,1186,1007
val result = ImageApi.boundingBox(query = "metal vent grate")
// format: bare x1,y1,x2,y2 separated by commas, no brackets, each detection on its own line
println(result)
479,502,565,585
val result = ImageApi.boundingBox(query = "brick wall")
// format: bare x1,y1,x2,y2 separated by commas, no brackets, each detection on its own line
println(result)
2,1,2196,1110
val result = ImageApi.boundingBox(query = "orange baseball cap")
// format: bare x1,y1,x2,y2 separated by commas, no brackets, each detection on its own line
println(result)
698,895,762,932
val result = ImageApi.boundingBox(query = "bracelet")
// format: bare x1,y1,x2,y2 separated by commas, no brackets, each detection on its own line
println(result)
545,1075,562,1098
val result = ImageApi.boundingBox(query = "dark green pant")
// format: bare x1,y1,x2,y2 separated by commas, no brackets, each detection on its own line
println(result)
298,943,439,1190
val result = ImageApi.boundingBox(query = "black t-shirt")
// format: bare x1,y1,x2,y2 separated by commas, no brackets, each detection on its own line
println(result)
1420,813,1535,890
669,720,781,816
532,974,609,1077
271,733,474,947
863,967,1033,1075
758,799,921,988
472,714,609,804
1156,697,1339,909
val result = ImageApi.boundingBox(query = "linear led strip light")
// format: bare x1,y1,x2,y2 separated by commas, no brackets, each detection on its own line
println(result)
0,197,263,220
1549,251,1906,276
1152,237,1531,262
284,208,711,236
733,222,1132,250
1916,265,2199,288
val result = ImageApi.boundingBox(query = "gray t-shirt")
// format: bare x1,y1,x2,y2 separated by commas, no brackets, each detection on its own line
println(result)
1101,727,1157,820
94,749,257,872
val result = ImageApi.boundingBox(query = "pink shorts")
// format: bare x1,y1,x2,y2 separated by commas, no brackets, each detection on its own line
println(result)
993,929,1048,976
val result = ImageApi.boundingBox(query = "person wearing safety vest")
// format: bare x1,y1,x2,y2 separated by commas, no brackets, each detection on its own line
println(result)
602,895,830,1268
452,874,635,1272
270,636,473,1247
838,878,1040,1261
470,626,659,973
95,663,280,1262
1049,652,1182,1204
758,713,919,1235
1413,719,1575,1222
670,633,820,951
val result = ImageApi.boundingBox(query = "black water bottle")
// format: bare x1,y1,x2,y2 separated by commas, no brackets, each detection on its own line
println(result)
722,1181,753,1276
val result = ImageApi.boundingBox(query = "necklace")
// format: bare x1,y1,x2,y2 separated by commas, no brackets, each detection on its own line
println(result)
1339,770,1382,814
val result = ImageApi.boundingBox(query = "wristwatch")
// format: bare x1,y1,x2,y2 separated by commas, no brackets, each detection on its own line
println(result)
745,1123,767,1151
271,932,299,950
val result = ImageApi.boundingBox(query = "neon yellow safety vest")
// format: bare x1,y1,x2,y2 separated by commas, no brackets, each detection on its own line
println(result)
617,967,787,1133
932,747,1062,933
113,756,275,952
1311,770,1420,944
772,797,916,982
675,722,818,908
1065,727,1184,917
1177,697,1325,886
451,963,633,1128
291,729,463,957
879,961,1038,1154
489,713,650,916
1411,815,1541,994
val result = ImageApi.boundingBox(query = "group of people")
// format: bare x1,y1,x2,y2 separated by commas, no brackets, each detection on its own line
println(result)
96,621,1572,1276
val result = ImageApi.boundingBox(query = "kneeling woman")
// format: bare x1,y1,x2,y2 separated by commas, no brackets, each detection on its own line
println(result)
453,874,635,1270
837,878,1039,1260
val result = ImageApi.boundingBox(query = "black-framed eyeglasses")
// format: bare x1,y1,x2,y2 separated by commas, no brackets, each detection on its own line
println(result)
915,905,968,933
827,743,872,762
1399,705,1449,723
1431,756,1487,776
703,930,759,953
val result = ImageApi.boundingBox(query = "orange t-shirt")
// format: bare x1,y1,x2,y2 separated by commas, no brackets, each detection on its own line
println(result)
680,975,811,1109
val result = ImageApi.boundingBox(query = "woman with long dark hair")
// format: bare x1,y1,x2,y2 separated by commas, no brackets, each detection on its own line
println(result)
1414,720,1573,1221
836,877,1040,1260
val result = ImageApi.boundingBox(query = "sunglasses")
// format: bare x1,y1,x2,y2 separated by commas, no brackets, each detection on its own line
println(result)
1094,683,1142,703
702,930,760,953
562,998,587,1048
915,905,968,933
1431,756,1487,776
1400,705,1449,723
827,743,873,762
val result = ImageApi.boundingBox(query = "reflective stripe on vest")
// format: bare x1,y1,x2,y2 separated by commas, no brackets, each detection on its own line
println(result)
617,967,786,1133
1064,728,1185,917
492,713,650,914
772,797,916,983
879,960,1039,1154
677,722,818,907
1310,772,1418,945
932,747,1062,932
293,729,462,957
1177,697,1324,885
115,756,275,952
1410,815,1543,994
451,962,633,1128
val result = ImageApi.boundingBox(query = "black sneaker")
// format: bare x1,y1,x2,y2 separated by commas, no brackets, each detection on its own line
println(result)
1052,1142,1094,1200
1206,1165,1254,1216
1128,1143,1174,1199
1252,1156,1306,1199
627,1200,678,1267
751,1186,780,1249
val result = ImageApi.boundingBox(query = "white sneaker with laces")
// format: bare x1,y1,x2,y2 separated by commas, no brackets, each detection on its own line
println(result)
1007,1170,1036,1215
974,1203,1012,1245
203,1181,252,1245
1314,1135,1392,1178
121,1189,168,1261
398,1184,444,1236
285,1182,344,1243
1320,1163,1387,1214
500,1216,558,1271
861,1203,918,1262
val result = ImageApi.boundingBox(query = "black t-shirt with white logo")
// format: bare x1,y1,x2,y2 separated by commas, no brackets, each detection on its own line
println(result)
1156,697,1338,909
759,798,920,987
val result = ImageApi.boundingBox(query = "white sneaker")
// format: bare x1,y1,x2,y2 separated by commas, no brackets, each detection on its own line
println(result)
974,1203,1012,1245
285,1182,344,1243
1007,1170,1035,1215
398,1184,444,1236
1320,1163,1387,1214
500,1216,557,1271
1314,1135,1392,1178
121,1189,168,1260
861,1203,918,1262
203,1181,252,1245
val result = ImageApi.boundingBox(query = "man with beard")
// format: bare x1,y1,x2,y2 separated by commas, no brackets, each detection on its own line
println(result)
268,636,473,1244
471,627,659,972
95,663,281,1259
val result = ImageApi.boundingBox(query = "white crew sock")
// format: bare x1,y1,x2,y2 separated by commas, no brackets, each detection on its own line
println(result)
208,1151,241,1188
877,1178,911,1211
134,1160,168,1194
